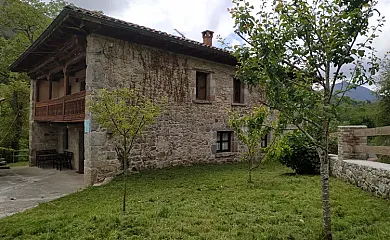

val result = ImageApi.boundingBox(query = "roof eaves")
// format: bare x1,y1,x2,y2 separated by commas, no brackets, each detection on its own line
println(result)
9,9,72,71
64,5,233,57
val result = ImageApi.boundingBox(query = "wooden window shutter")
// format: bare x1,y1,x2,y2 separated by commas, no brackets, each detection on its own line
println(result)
196,72,208,100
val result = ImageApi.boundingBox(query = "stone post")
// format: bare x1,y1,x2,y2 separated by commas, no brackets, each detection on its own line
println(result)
338,125,368,160
29,79,36,166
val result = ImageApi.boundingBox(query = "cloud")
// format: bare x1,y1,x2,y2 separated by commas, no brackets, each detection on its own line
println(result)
61,0,237,45
65,0,131,16
57,0,390,59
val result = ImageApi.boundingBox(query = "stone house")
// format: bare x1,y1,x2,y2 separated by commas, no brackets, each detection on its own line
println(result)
10,6,265,186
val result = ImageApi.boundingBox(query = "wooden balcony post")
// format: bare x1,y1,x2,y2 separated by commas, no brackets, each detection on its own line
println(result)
48,75,52,100
63,66,68,116
64,66,69,96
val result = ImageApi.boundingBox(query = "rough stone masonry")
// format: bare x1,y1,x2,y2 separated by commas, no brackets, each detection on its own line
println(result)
84,35,264,185
331,125,390,198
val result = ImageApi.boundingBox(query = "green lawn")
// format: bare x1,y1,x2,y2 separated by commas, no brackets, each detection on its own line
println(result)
8,161,29,167
1,162,390,240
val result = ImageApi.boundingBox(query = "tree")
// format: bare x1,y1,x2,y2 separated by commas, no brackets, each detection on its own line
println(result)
373,58,390,163
230,0,383,238
0,79,29,150
228,106,275,182
89,88,164,212
376,59,390,127
0,0,66,82
0,0,66,150
332,96,377,130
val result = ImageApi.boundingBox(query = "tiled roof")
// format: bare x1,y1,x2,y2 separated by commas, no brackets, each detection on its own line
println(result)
10,5,236,72
64,5,231,55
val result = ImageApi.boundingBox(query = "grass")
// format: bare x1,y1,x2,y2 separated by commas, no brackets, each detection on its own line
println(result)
8,161,29,167
376,155,390,164
1,162,390,240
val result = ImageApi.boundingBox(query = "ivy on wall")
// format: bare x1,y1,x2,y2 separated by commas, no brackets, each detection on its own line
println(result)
95,37,190,104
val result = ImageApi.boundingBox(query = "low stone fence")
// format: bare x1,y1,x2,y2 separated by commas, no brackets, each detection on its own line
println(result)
330,155,390,198
330,126,390,198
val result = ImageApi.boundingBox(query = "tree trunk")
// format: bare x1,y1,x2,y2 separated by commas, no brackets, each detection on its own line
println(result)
248,155,253,183
122,138,128,213
319,111,332,239
321,65,332,239
320,150,332,240
123,150,127,213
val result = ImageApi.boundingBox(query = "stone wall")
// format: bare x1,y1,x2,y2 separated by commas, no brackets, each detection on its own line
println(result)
29,79,58,166
338,125,368,160
84,34,264,185
29,122,61,166
330,155,390,198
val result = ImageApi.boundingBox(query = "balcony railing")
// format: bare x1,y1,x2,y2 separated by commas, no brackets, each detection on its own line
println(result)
34,91,86,122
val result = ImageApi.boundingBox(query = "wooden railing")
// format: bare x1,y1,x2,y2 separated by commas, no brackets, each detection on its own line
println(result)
353,126,390,156
34,91,86,122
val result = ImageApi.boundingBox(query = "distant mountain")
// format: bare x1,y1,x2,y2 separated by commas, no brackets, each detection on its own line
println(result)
333,82,377,102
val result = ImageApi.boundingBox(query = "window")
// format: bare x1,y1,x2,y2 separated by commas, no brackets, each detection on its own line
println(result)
217,131,232,152
261,134,268,148
233,78,244,103
196,71,209,100
36,81,40,102
80,80,86,91
67,84,72,95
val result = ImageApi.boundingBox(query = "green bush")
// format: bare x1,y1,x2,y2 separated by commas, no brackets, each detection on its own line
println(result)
274,131,320,175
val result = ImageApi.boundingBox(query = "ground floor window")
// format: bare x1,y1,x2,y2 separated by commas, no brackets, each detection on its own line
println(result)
217,131,232,152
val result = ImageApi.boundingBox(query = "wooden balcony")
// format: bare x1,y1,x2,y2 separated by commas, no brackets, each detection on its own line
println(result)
34,91,86,122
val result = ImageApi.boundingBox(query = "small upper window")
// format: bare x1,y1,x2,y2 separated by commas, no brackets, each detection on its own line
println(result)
233,78,244,103
196,72,209,100
217,131,232,152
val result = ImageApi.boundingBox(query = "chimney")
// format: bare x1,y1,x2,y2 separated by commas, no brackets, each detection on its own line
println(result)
202,30,214,46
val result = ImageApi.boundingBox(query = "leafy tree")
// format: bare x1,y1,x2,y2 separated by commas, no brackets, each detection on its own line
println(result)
333,96,377,129
230,0,383,238
0,80,29,150
0,0,66,150
228,106,275,182
0,0,66,82
89,88,164,212
372,58,390,163
377,59,390,127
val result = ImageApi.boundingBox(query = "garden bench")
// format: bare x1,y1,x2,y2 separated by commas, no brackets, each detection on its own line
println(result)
54,151,73,171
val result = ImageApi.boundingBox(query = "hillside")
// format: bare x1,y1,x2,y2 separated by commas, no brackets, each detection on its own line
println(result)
333,82,377,102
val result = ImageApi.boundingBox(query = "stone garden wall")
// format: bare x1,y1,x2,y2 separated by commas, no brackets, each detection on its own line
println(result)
330,155,390,198
330,125,390,198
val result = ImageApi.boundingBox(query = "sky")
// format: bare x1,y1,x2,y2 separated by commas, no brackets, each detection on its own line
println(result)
63,0,241,47
63,0,390,90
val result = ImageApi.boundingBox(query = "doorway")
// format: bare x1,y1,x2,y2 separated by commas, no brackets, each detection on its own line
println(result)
77,130,84,174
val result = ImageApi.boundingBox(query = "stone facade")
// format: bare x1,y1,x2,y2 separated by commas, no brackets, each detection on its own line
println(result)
338,125,368,160
330,155,390,198
84,34,263,185
29,120,82,170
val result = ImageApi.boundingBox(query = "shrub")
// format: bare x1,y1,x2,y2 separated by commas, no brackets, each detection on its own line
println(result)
274,131,320,175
